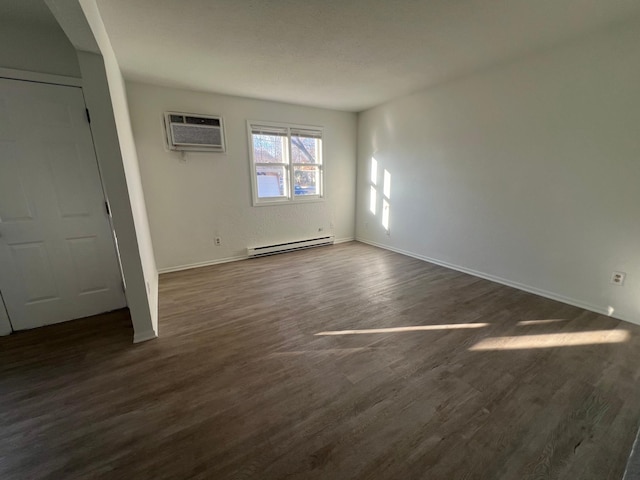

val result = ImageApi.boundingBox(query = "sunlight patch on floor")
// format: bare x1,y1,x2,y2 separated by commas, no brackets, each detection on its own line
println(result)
315,323,489,336
517,319,567,326
469,330,629,351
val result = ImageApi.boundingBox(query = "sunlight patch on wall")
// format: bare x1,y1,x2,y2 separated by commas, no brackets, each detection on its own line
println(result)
316,323,489,336
370,157,378,185
369,157,391,233
469,330,629,351
383,169,391,199
370,186,377,214
382,199,390,230
381,169,391,232
369,157,378,214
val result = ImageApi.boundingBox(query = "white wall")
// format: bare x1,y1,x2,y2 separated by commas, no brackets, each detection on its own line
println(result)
126,82,357,272
77,53,157,342
0,17,80,77
75,0,158,341
356,19,640,324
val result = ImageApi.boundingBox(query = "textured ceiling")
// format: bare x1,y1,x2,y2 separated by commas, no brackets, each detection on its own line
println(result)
92,0,640,111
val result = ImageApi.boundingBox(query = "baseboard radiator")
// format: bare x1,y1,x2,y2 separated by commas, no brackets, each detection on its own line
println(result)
247,235,335,258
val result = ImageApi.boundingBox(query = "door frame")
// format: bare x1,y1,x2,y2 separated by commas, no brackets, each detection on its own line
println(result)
0,291,10,335
0,67,126,335
0,67,83,88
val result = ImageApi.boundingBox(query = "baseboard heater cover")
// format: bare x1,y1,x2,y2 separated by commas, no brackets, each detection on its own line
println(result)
247,235,335,258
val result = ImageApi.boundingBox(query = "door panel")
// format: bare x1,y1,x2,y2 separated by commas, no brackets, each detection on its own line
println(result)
67,235,109,294
10,242,60,304
0,78,126,331
47,142,93,218
0,145,34,222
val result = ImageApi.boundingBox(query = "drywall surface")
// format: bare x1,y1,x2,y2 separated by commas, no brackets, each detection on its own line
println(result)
77,52,157,341
77,0,158,340
0,17,80,77
356,19,640,324
126,82,357,271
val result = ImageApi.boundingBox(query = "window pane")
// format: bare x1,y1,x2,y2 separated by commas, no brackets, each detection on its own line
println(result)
293,165,320,196
252,134,287,163
291,136,321,164
256,165,288,198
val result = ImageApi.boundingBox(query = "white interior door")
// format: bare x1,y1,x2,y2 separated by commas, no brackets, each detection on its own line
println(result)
0,78,126,331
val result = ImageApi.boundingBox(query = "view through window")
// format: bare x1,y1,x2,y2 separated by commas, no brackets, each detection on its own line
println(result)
249,122,323,205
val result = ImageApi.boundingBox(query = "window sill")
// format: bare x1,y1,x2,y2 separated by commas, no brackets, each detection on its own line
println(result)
252,197,325,207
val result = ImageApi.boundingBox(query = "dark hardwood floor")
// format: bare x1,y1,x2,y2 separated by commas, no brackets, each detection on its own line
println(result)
2,241,640,479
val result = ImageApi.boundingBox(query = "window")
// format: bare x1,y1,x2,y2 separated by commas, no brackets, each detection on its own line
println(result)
248,121,323,205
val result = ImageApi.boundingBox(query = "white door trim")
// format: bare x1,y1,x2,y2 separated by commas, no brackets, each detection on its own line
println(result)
0,67,82,88
0,291,12,336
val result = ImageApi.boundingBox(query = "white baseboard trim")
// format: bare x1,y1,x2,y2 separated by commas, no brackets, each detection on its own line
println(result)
356,238,638,326
133,328,158,343
334,237,355,244
159,240,354,274
158,255,248,274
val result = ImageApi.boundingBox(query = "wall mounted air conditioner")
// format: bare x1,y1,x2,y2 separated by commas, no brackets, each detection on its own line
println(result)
164,112,226,152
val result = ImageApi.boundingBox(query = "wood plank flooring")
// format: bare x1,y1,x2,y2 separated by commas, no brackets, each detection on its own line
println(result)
2,241,640,479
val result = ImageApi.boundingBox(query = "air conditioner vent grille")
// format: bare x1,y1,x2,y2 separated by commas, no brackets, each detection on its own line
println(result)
171,124,222,147
164,111,226,152
184,116,219,127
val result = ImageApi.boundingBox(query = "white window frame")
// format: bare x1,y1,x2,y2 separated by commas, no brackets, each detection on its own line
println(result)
247,120,324,206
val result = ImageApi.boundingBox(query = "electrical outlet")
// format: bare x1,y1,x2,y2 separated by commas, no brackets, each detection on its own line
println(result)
215,237,222,246
611,271,626,286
